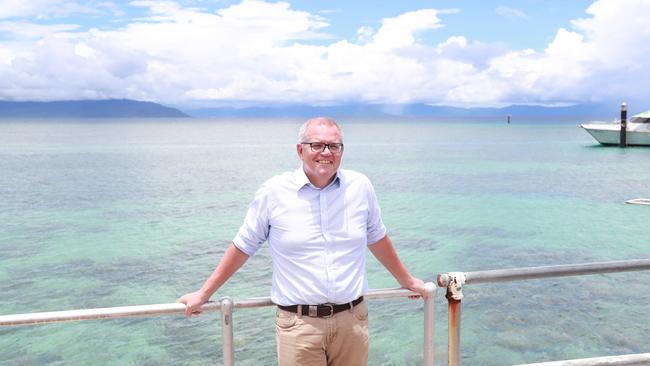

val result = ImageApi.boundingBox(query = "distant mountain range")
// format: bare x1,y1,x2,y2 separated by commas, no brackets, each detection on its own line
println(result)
186,102,620,119
0,99,626,119
0,100,189,118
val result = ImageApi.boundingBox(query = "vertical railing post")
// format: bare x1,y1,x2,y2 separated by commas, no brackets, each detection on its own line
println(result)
447,296,461,366
220,297,234,366
423,282,437,366
442,273,465,366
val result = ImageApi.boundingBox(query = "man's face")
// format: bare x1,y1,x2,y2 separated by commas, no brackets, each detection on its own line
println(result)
297,122,343,188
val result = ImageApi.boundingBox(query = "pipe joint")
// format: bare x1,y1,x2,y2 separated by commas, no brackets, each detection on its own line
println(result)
445,272,466,301
220,297,233,325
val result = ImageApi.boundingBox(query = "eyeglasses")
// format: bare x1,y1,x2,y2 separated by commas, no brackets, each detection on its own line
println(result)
301,142,344,153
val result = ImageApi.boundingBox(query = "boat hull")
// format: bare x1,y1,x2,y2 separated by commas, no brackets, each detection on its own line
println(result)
580,123,650,146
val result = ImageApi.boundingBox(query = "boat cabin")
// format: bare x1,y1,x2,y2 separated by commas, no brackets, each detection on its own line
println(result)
631,110,650,123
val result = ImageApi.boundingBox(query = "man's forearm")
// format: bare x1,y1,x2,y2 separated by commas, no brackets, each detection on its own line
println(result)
368,235,415,287
198,242,250,300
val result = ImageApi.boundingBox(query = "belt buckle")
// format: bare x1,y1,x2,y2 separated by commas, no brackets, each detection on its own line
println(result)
321,304,334,318
308,305,318,317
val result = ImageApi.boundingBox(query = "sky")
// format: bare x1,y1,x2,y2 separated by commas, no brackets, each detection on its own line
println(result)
0,0,649,109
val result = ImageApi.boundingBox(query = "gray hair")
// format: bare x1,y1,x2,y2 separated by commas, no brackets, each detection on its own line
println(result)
297,117,343,143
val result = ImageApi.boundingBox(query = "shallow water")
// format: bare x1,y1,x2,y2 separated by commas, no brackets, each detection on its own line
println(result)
1,117,649,365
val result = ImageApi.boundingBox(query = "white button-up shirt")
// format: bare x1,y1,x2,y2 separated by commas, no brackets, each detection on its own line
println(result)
232,168,387,306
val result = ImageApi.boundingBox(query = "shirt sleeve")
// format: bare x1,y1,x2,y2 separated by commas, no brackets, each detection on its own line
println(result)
365,178,387,245
232,184,271,256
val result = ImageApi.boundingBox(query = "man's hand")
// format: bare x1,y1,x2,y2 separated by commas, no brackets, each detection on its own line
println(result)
368,235,431,300
401,276,428,300
176,243,250,317
177,291,210,317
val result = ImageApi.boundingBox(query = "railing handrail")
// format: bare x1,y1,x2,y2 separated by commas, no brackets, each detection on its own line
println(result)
0,286,421,327
436,258,650,366
0,285,437,366
512,353,650,366
437,258,650,287
5,258,650,366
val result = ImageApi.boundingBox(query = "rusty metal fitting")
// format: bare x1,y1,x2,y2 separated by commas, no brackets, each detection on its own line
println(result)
445,272,466,301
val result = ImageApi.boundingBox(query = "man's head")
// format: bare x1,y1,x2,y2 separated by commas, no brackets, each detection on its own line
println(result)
297,117,344,188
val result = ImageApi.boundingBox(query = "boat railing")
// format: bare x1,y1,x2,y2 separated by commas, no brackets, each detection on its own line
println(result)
2,258,650,365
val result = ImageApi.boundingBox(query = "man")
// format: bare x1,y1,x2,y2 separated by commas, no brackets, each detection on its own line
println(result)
178,117,427,366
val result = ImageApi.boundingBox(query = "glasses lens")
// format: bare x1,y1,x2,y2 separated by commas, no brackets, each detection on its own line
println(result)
328,144,342,152
310,143,325,151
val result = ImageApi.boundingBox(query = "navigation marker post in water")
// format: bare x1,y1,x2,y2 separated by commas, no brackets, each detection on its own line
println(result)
620,102,627,147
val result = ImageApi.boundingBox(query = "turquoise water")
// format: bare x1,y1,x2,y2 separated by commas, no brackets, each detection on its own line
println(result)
1,118,649,365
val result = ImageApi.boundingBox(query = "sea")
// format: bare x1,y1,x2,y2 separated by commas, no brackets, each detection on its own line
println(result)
1,117,649,366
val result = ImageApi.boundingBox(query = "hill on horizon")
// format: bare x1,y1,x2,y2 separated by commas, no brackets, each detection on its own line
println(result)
0,100,189,118
185,102,624,119
0,99,633,119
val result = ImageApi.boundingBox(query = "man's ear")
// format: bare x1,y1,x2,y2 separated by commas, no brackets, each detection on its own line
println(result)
296,143,303,157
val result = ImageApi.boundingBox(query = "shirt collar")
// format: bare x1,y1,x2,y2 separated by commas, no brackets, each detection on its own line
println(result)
295,166,341,191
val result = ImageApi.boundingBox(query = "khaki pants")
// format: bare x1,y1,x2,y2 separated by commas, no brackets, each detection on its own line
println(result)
275,299,369,366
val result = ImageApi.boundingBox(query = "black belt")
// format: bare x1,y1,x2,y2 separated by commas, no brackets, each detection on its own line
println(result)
277,296,364,318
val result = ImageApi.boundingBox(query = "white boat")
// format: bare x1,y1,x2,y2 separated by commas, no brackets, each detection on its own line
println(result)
581,110,650,146
626,198,650,205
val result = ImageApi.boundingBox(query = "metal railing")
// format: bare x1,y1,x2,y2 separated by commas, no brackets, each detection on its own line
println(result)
437,258,650,366
3,259,650,365
0,284,437,366
512,353,650,366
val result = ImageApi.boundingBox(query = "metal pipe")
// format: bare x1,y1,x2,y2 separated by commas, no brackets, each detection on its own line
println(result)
0,302,221,326
221,297,234,366
445,273,465,366
0,286,433,366
448,298,461,366
232,297,275,309
513,352,650,366
437,259,650,287
364,287,419,300
0,286,420,327
423,282,437,366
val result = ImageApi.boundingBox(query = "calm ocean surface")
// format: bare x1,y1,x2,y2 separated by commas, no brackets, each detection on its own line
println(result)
1,117,649,365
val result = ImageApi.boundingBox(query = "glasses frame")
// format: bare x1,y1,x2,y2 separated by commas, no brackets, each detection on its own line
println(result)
301,142,344,153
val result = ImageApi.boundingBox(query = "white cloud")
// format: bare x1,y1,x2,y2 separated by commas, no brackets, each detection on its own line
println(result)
0,0,62,19
370,9,443,50
0,0,650,107
356,26,373,44
0,21,80,39
476,0,650,105
0,0,102,19
495,6,527,20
